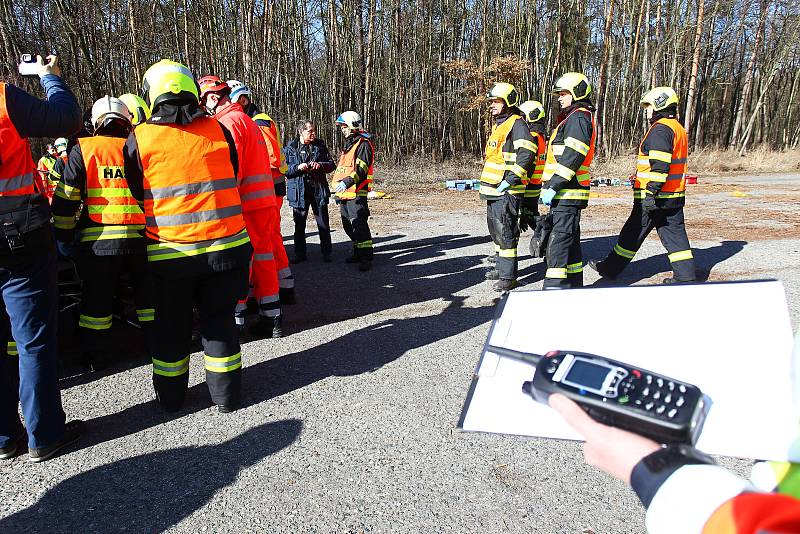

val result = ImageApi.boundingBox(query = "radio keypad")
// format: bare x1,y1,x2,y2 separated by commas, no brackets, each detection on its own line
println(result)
625,372,688,420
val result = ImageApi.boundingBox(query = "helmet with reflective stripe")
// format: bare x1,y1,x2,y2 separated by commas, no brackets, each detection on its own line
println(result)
118,93,152,126
141,59,199,108
552,72,592,101
54,137,68,154
486,82,520,108
335,110,363,130
640,86,679,111
198,75,231,103
519,100,545,123
90,95,132,132
227,80,251,103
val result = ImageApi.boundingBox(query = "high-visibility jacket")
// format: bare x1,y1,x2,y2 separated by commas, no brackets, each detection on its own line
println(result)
332,135,374,200
36,155,57,199
253,113,288,194
79,136,144,226
479,114,533,197
525,131,547,199
215,104,276,212
635,118,688,208
0,83,36,198
136,117,246,248
542,107,596,208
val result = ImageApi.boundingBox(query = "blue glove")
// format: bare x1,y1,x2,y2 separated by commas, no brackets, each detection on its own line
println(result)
496,180,511,193
540,188,557,206
335,181,347,194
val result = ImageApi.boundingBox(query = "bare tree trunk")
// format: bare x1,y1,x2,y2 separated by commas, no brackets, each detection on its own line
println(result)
683,0,705,144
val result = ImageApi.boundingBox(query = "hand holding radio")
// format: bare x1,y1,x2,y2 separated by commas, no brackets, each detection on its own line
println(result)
18,54,61,78
549,393,661,484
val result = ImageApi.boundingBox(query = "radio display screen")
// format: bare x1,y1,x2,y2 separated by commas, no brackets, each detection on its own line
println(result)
563,359,612,391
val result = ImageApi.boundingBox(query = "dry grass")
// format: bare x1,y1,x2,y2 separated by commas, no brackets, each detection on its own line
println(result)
375,147,800,191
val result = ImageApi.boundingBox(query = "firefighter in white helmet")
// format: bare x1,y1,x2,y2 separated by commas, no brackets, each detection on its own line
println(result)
331,110,375,271
589,86,695,283
479,82,536,291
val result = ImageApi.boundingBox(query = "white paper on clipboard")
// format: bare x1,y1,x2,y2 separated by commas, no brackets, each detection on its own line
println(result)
458,280,800,462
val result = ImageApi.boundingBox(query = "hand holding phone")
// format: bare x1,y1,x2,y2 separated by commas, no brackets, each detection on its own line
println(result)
18,54,61,78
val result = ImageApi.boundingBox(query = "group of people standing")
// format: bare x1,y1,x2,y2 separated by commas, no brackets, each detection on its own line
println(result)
0,55,376,463
479,72,697,290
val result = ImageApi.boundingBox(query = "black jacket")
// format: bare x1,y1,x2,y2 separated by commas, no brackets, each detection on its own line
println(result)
284,138,335,209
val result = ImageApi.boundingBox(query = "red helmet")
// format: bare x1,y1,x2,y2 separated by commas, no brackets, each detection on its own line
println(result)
198,75,230,102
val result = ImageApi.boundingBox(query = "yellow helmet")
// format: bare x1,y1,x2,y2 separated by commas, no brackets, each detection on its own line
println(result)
118,93,151,126
141,59,199,109
552,72,592,101
519,100,545,123
486,82,520,108
640,86,679,111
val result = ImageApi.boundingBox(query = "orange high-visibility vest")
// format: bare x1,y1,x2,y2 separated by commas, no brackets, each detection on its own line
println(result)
136,117,245,244
542,107,595,203
0,83,36,198
635,118,688,201
332,136,374,200
524,131,547,199
253,113,288,180
79,136,144,226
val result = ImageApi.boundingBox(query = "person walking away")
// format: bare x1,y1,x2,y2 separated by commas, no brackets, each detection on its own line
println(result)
0,54,84,463
283,119,335,263
479,83,536,291
124,60,252,413
331,111,375,271
51,96,153,371
199,75,284,338
539,72,596,289
588,87,696,284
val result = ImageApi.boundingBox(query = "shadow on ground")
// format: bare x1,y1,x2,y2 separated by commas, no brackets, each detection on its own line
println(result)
0,419,302,533
56,233,498,454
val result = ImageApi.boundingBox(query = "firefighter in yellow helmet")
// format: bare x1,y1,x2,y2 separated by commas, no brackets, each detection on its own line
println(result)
540,72,596,289
517,100,549,257
589,86,696,283
122,59,252,413
480,83,537,291
118,93,151,126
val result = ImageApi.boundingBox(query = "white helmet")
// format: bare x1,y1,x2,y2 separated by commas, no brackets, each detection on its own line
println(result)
335,110,363,130
227,80,251,103
90,95,131,132
54,137,68,154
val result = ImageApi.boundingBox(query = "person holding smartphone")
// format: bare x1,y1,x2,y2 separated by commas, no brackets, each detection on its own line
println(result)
0,54,84,463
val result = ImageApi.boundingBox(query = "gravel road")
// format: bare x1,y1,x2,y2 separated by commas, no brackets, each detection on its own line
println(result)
2,173,798,533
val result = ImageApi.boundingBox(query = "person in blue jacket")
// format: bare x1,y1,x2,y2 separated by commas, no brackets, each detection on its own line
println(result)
283,119,336,263
0,55,84,463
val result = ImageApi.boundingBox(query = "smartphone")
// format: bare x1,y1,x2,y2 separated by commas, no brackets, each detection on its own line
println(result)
18,54,40,77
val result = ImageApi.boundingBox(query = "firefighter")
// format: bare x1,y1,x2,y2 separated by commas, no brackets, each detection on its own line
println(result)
35,144,58,200
0,54,84,463
480,83,536,291
199,76,283,338
332,111,375,271
123,60,252,413
51,96,153,371
118,93,151,126
589,87,696,284
540,72,596,289
227,79,260,118
517,100,548,255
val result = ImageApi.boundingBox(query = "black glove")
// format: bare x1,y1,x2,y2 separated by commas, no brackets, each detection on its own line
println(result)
519,207,535,232
641,194,657,213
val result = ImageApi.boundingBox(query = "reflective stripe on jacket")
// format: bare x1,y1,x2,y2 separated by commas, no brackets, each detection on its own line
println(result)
0,83,36,197
525,131,547,199
79,136,144,226
542,107,595,207
480,114,531,197
634,118,688,203
332,135,374,200
136,117,246,248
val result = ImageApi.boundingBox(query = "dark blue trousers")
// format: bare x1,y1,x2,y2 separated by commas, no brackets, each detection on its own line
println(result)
0,234,65,449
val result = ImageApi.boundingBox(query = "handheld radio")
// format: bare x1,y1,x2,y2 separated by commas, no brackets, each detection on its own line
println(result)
486,345,709,445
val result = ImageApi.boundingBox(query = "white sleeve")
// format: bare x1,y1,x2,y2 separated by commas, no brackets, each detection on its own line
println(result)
645,465,751,534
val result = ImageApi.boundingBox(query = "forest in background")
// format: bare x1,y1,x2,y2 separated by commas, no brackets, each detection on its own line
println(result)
2,0,798,163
